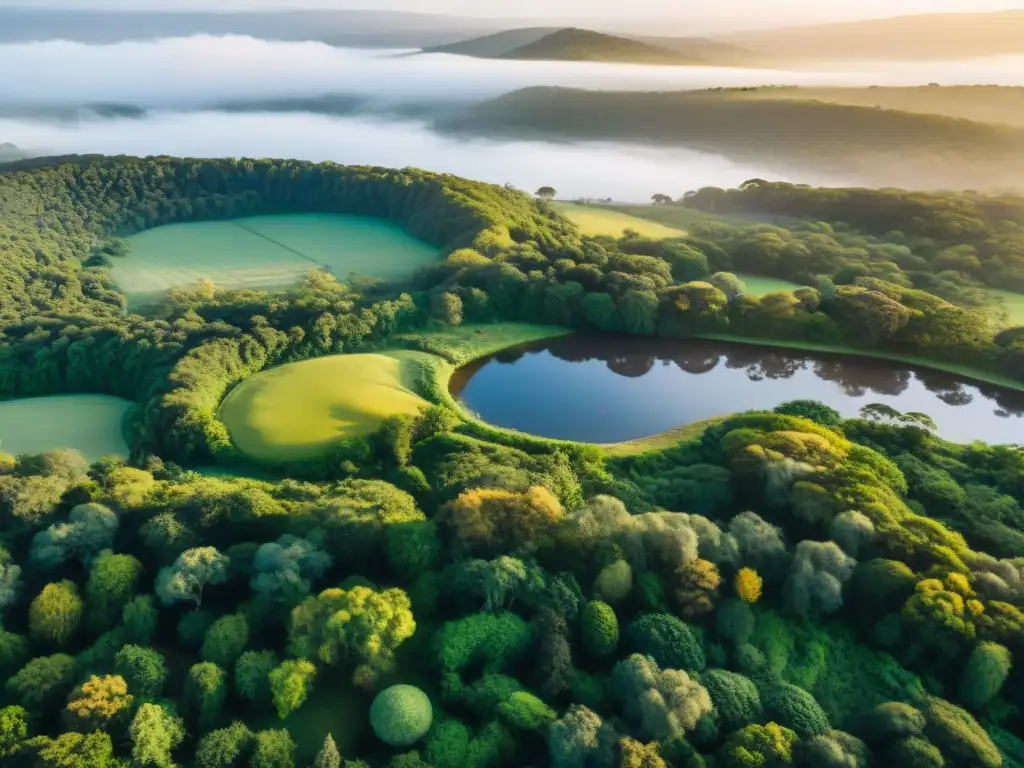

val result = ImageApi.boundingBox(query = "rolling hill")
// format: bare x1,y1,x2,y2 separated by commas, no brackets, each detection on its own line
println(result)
725,10,1024,61
438,87,1024,190
428,27,706,65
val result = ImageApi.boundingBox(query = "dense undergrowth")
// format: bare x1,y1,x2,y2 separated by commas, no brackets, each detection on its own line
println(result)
2,157,1024,766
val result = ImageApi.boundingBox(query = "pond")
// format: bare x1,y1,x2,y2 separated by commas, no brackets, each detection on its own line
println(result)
0,394,132,460
450,335,1024,445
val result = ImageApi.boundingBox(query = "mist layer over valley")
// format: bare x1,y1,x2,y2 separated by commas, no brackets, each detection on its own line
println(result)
4,35,1024,194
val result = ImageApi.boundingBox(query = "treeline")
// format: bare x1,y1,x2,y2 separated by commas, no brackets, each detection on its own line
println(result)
0,401,1022,766
438,88,1024,189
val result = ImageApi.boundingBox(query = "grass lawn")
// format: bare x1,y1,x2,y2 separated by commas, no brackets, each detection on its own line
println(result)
218,351,432,462
114,214,440,310
983,288,1024,328
737,274,805,296
0,394,132,460
396,322,569,365
600,416,726,457
554,202,686,238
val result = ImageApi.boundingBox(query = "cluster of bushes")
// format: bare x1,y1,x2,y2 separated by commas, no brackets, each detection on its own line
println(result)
0,396,1022,765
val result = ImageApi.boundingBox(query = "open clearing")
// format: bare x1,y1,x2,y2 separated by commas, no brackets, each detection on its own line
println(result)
738,274,804,295
0,394,131,460
983,288,1024,328
219,351,431,462
554,202,686,238
113,214,440,309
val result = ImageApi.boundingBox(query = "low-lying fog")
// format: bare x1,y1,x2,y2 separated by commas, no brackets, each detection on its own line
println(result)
0,111,845,201
2,36,1023,108
3,36,1023,199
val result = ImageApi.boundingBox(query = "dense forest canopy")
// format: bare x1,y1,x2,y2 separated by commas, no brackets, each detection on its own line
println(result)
2,156,1024,766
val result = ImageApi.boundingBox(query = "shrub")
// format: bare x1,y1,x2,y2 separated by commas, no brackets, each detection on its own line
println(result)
626,613,705,672
958,642,1011,710
370,685,434,747
699,669,762,732
581,601,619,659
761,680,831,738
498,691,556,731
735,568,763,604
923,697,1001,768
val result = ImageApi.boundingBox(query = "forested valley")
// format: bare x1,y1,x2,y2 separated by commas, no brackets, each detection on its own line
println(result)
1,156,1024,767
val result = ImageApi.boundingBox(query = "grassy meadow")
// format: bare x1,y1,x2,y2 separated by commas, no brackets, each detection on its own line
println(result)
114,213,440,309
554,202,687,238
0,394,131,460
983,288,1024,328
218,351,431,461
738,274,805,295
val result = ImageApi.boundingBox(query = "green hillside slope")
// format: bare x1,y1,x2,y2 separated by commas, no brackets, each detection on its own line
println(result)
498,28,702,64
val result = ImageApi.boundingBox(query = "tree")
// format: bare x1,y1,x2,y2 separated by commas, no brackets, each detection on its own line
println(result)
184,662,228,730
699,669,762,732
761,680,831,738
498,691,556,731
863,702,925,746
122,594,159,644
626,613,705,672
130,703,185,768
674,558,721,617
268,660,317,719
32,730,114,768
312,734,341,768
734,568,763,604
251,535,332,606
594,559,632,604
202,614,250,668
783,541,855,617
86,552,143,629
958,642,1011,710
64,675,133,731
797,731,870,768
114,645,168,700
923,697,1002,768
29,503,118,568
619,737,667,768
0,705,28,758
536,187,557,200
613,654,712,741
430,292,464,326
155,546,230,609
0,549,22,618
236,650,278,707
549,705,616,768
651,194,672,205
370,685,433,747
581,600,619,659
720,722,798,768
196,722,255,768
6,654,76,711
289,585,416,687
250,729,296,768
29,580,83,647
443,486,563,557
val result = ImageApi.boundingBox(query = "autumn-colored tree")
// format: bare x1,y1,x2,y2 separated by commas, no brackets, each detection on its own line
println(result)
673,558,721,617
64,675,133,731
289,585,415,687
735,568,763,604
619,737,667,768
443,486,564,556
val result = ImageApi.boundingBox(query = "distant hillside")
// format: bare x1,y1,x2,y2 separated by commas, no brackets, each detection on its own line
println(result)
633,35,770,67
429,27,704,65
423,27,560,57
439,87,1024,190
726,85,1024,129
0,143,30,164
725,10,1024,61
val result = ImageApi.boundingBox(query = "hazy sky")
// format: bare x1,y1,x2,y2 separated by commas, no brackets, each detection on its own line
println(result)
2,0,1023,25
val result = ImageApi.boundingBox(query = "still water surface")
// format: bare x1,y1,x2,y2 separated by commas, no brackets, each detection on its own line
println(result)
451,335,1024,444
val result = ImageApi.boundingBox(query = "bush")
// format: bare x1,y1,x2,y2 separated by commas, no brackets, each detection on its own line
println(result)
581,601,619,659
498,691,556,731
958,642,1011,710
863,701,926,746
923,697,1002,768
761,680,831,738
370,685,434,747
700,669,762,732
626,613,705,672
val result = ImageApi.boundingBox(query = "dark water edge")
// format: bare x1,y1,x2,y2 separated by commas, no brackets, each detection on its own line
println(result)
450,334,1024,445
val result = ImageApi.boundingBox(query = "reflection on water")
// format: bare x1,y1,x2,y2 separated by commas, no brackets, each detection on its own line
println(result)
450,335,1024,445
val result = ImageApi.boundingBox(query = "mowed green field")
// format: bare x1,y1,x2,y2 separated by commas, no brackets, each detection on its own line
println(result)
114,214,440,309
738,274,805,296
983,288,1024,327
554,203,687,238
219,351,432,462
0,395,131,460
